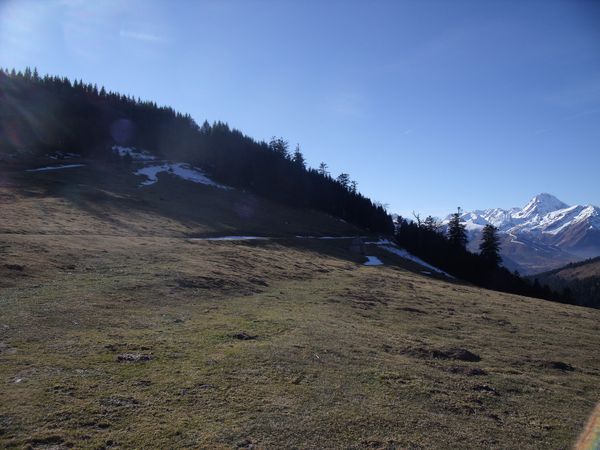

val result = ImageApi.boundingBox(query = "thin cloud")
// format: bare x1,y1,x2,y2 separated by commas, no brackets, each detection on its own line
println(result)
119,30,168,43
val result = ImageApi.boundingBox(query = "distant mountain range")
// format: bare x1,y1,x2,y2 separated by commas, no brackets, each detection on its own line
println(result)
444,193,600,274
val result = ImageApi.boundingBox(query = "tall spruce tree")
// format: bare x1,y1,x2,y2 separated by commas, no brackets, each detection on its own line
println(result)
292,144,306,169
447,209,468,249
479,224,501,267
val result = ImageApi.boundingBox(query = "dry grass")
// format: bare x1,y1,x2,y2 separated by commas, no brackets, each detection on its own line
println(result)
1,165,599,449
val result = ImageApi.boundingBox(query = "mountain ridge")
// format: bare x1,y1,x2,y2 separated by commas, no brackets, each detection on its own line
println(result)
443,194,600,274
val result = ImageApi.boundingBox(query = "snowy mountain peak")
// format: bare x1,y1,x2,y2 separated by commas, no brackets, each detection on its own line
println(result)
445,194,600,273
515,193,568,219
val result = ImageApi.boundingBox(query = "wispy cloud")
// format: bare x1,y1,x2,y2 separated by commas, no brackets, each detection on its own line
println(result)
119,30,168,43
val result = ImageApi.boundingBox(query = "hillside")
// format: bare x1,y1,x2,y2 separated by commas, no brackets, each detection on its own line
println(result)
532,257,600,308
0,68,393,235
1,155,600,449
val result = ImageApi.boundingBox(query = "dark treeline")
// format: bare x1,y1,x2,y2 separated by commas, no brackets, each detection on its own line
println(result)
531,257,600,308
0,67,393,234
394,215,576,305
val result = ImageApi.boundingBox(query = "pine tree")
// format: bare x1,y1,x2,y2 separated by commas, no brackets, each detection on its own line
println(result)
337,173,350,190
423,215,440,233
292,144,306,169
317,162,329,177
269,137,289,159
479,224,501,267
447,208,467,249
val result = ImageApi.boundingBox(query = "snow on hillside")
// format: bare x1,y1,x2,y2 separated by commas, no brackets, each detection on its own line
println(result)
377,244,453,277
112,145,156,161
26,164,85,172
135,163,230,189
364,256,383,266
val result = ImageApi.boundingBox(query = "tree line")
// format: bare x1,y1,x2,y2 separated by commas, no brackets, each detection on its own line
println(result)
394,211,575,304
0,67,394,234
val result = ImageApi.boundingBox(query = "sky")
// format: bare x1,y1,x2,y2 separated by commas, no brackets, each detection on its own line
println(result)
1,0,599,218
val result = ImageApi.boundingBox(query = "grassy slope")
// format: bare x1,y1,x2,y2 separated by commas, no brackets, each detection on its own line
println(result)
1,165,599,449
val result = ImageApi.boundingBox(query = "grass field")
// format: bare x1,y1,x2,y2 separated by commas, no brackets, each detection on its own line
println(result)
1,165,599,449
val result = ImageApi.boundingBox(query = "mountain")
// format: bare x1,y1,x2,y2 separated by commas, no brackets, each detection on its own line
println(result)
444,193,600,274
532,256,600,308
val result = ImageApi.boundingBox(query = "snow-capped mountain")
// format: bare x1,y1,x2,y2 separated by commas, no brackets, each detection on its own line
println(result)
444,194,600,274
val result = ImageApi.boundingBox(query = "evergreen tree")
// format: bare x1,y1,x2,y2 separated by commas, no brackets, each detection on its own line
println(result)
337,173,351,190
447,208,468,249
292,144,306,169
317,162,329,177
423,215,440,233
269,137,289,159
479,224,501,267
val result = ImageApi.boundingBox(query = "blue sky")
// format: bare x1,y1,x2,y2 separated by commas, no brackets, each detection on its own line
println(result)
1,0,599,217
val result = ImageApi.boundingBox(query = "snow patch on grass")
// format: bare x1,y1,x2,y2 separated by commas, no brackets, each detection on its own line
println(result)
113,145,156,161
189,236,269,241
26,164,85,172
364,256,383,266
135,163,230,189
378,244,453,278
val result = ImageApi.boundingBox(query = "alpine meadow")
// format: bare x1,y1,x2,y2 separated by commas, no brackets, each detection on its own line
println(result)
1,1,599,449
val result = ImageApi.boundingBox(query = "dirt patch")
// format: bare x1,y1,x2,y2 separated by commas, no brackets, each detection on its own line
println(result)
28,434,65,447
232,332,257,341
473,384,500,396
448,366,487,376
540,361,575,372
100,396,139,408
398,307,426,314
116,353,152,363
404,347,481,362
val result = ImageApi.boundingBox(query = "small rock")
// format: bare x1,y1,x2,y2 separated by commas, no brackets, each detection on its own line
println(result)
232,332,257,341
237,439,255,449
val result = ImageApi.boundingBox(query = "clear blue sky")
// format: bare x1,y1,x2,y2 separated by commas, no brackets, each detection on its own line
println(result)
1,0,599,217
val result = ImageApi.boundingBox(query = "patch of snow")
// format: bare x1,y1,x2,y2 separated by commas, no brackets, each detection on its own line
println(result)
26,164,85,172
364,256,383,266
113,145,156,161
364,239,393,245
135,163,230,189
47,152,80,160
189,236,269,241
378,244,453,278
295,236,364,240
